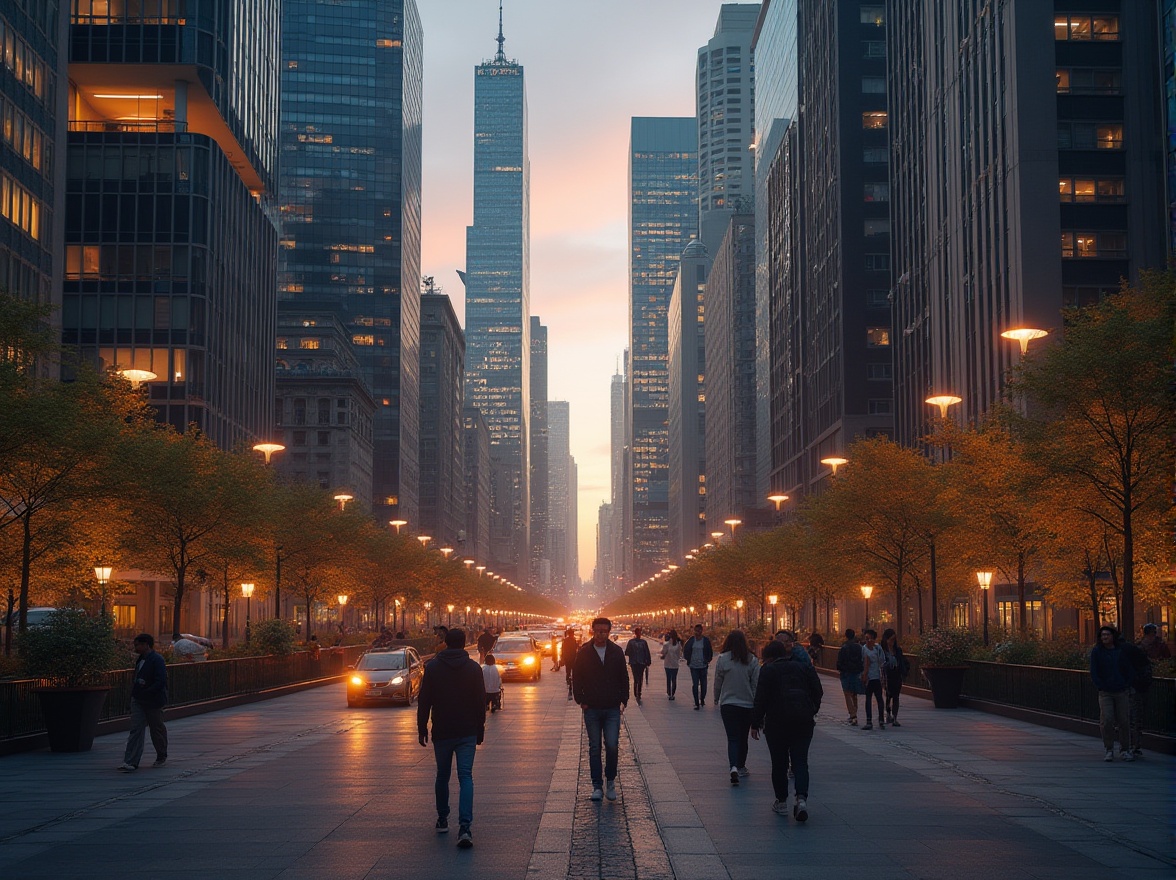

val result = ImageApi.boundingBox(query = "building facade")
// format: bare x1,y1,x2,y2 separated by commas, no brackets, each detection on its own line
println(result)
627,117,698,584
529,315,549,588
463,18,530,586
547,400,571,598
462,405,491,565
278,0,423,521
65,1,281,449
419,290,466,549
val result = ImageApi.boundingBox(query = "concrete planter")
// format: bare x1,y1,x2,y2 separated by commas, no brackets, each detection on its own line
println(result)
34,687,111,752
922,666,967,709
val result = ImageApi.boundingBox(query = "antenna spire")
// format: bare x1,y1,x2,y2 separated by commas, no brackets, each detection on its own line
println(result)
495,0,506,62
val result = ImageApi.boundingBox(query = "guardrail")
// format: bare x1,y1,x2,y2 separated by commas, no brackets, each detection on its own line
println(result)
812,645,1174,736
0,646,366,741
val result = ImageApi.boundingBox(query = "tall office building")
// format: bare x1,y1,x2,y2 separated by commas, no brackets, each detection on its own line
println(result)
419,290,466,549
627,117,698,584
888,1,1166,446
697,3,759,255
463,405,491,564
463,11,530,585
1165,1,1176,255
568,456,579,594
547,400,571,597
65,2,281,449
529,316,549,587
1,2,66,317
278,0,423,520
667,240,710,563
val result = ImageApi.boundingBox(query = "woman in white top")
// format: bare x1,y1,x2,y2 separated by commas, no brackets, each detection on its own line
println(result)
659,629,684,701
713,629,761,784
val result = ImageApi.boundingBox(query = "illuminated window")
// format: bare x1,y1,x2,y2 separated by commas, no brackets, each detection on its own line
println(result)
1096,125,1122,149
352,334,375,346
866,327,890,347
299,338,320,350
112,604,137,630
1056,69,1070,92
860,6,884,25
862,111,888,130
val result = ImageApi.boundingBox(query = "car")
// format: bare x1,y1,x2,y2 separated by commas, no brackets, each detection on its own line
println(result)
525,629,557,657
490,636,543,682
4,607,56,628
347,647,424,707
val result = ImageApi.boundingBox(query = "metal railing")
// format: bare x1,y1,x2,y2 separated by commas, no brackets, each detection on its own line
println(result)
0,646,365,741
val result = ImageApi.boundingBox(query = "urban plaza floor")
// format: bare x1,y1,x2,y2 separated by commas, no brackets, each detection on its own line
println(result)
0,663,1171,880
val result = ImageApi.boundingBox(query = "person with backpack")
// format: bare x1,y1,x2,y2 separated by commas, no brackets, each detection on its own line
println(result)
880,628,909,727
751,634,822,822
835,628,864,725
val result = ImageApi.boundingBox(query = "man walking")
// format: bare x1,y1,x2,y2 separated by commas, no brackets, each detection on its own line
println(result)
418,628,486,847
860,629,886,730
835,628,863,725
683,623,714,710
476,626,496,663
118,634,168,772
573,617,630,801
560,626,580,700
624,626,652,705
1089,625,1133,762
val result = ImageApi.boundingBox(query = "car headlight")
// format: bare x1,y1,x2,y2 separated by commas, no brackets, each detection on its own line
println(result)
522,655,535,665
350,676,365,686
390,676,405,685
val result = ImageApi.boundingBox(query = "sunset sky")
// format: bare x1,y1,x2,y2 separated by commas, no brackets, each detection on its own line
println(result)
417,0,730,583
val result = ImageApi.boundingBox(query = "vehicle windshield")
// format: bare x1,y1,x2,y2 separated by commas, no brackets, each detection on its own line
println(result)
358,653,407,670
494,641,533,654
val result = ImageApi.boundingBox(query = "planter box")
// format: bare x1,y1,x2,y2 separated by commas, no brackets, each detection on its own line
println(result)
34,687,111,752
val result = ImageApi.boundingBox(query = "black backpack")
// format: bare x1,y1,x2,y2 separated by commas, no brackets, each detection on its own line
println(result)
776,658,815,721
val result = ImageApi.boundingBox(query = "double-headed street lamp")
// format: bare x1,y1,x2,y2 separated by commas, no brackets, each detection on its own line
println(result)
241,582,255,644
976,571,993,646
860,584,874,628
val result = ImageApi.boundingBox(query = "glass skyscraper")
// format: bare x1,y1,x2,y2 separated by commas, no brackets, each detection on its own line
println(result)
279,0,423,521
463,18,530,586
627,117,698,584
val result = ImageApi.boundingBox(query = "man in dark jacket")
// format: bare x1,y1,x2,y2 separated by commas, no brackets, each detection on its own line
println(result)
476,626,496,662
1089,625,1133,762
1121,637,1152,759
573,617,630,801
418,628,486,847
835,628,864,725
118,633,168,772
560,627,579,700
683,623,714,709
623,626,653,704
752,636,823,822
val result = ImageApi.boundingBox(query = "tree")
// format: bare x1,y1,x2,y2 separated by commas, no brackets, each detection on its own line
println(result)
1009,273,1175,637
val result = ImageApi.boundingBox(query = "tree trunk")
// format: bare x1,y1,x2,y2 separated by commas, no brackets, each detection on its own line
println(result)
19,511,32,634
221,583,230,648
171,563,185,641
1121,492,1135,638
1017,554,1027,635
929,539,938,629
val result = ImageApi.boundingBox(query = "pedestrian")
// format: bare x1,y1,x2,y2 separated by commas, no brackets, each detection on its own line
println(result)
880,628,909,727
572,617,630,801
806,632,824,663
776,629,813,665
560,626,579,700
417,627,486,847
660,628,683,700
1121,637,1152,759
482,652,503,714
860,629,886,730
683,623,714,709
433,625,448,655
624,626,653,705
751,636,823,822
835,628,863,725
714,628,761,784
1138,623,1170,661
118,633,168,772
307,634,321,661
476,626,496,663
1089,625,1133,762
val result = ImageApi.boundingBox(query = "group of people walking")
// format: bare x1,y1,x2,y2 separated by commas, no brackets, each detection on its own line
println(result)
835,627,909,729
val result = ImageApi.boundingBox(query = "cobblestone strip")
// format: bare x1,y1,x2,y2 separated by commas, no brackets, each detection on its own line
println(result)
623,708,730,880
525,697,582,880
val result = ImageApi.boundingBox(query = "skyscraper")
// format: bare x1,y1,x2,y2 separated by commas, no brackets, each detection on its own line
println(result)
463,9,530,585
419,289,466,549
627,117,699,584
463,405,491,564
278,0,423,519
529,316,549,588
65,1,281,449
547,400,571,597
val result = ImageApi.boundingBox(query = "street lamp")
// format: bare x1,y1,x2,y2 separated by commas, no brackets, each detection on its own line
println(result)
447,603,455,627
440,547,454,559
724,518,742,542
389,519,408,535
333,493,353,511
767,494,789,514
417,535,432,548
769,594,778,632
94,564,113,618
820,456,848,476
1000,327,1049,356
252,442,285,465
976,571,993,647
465,605,471,625
476,565,486,577
706,603,714,628
925,394,962,421
241,582,255,644
119,368,157,389
337,593,349,636
423,601,432,629
860,585,874,628
711,531,725,544
735,599,744,629
464,559,475,571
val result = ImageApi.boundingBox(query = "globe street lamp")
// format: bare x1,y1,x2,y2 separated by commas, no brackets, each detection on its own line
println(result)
252,442,285,465
94,564,113,618
735,599,744,629
820,456,848,476
241,582,255,644
860,584,874,629
769,594,779,632
976,571,993,647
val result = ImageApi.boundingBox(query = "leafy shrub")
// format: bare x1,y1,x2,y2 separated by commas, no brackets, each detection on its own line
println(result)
18,608,120,686
916,626,980,666
250,618,297,656
991,632,1042,665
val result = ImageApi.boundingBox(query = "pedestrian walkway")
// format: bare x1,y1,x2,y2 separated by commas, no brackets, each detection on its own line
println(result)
0,665,1171,879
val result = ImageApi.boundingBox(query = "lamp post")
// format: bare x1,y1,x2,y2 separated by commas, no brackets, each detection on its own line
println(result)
820,456,848,476
241,582,255,644
447,604,455,627
440,547,454,560
464,559,475,572
252,442,285,465
119,368,157,389
337,593,349,634
333,493,353,511
724,518,742,543
1000,327,1049,356
769,594,778,632
423,601,432,629
735,599,744,629
860,584,874,629
707,603,714,629
976,571,993,647
274,545,284,619
94,564,112,618
465,605,471,625
389,519,408,535
710,531,725,545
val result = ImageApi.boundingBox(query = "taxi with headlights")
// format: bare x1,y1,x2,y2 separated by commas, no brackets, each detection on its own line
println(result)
490,636,543,682
525,629,558,657
346,647,423,707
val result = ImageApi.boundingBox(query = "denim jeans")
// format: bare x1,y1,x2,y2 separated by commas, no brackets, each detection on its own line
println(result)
433,735,477,826
664,667,679,697
765,722,813,799
719,704,753,769
582,707,621,787
863,679,884,723
123,700,167,767
630,665,648,700
690,667,709,705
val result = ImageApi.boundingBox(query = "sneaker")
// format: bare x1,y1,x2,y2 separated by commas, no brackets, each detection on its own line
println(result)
457,825,473,848
848,716,858,726
730,767,740,785
793,797,809,822
891,719,902,727
117,763,136,773
591,787,603,801
435,817,449,833
669,694,675,701
1121,751,1134,762
1104,750,1114,762
567,692,574,701
737,766,750,777
772,799,790,816
605,781,617,801
694,703,700,711
863,722,873,730
152,756,167,766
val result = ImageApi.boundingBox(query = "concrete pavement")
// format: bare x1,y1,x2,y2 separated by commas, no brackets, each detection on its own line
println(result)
0,660,1171,879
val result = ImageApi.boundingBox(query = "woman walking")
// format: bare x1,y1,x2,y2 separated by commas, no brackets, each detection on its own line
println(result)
714,629,761,784
660,629,683,700
880,628,908,726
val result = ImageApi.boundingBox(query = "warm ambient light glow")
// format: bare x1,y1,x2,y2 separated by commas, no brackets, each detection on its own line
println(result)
439,547,454,558
333,493,354,510
768,595,778,606
735,599,744,609
337,594,349,606
241,582,255,598
860,585,874,600
119,368,157,388
94,565,112,585
1000,327,1049,355
253,442,285,464
389,519,408,534
94,93,163,99
820,456,848,475
976,571,994,589
767,494,789,511
925,394,962,419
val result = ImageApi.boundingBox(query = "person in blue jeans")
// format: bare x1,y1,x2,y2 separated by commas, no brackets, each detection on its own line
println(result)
683,624,714,709
418,627,486,848
573,617,630,802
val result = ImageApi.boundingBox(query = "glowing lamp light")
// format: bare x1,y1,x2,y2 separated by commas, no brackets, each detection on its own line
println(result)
768,594,778,606
925,395,962,419
119,368,157,388
820,456,849,475
389,519,408,534
240,582,255,598
253,442,285,464
333,493,354,510
767,494,789,511
860,585,874,600
94,565,113,586
1000,327,1048,355
976,571,994,590
337,594,349,606
735,599,744,610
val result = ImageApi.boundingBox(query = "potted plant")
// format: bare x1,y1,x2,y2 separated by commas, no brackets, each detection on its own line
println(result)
917,626,978,708
20,608,120,752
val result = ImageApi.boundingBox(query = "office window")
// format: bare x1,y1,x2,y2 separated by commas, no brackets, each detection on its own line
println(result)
867,327,890,347
868,399,893,414
860,6,885,26
862,76,886,94
862,111,888,130
1061,231,1127,258
864,183,889,202
1058,177,1127,204
867,363,893,380
863,41,886,58
1055,15,1119,41
866,289,890,307
1057,122,1124,150
864,219,890,238
864,253,890,271
863,147,887,163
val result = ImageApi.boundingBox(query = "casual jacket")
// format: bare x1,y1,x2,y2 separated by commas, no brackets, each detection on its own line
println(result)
714,652,760,708
1121,641,1153,694
836,640,864,675
682,635,714,666
660,641,683,669
624,637,652,667
131,650,168,707
476,632,496,654
417,648,487,742
559,635,579,670
572,640,630,709
1089,642,1132,693
751,655,823,731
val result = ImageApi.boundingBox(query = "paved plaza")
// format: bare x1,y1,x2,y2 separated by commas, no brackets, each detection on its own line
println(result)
0,666,1172,880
